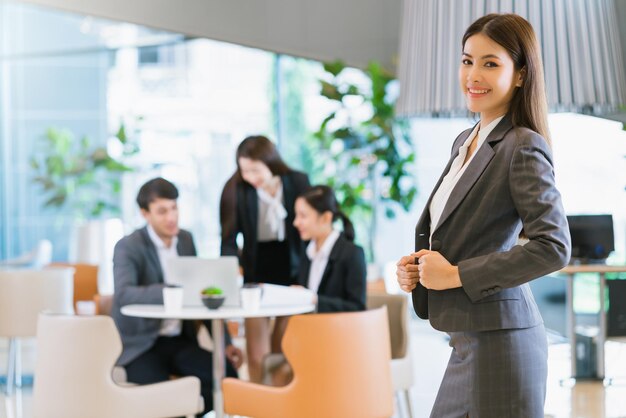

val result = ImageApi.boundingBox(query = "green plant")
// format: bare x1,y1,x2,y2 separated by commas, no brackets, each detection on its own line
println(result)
30,122,139,219
202,286,223,296
312,60,417,260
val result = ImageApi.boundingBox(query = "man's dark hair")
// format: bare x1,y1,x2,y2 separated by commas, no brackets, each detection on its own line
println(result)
136,177,179,211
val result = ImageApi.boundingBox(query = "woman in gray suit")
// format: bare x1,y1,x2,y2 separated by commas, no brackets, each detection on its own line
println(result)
397,14,571,418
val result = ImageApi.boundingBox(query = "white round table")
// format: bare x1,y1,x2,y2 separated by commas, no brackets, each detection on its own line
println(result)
121,285,315,418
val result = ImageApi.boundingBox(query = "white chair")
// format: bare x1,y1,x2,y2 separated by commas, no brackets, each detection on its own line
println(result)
33,313,203,418
367,292,415,418
0,266,74,395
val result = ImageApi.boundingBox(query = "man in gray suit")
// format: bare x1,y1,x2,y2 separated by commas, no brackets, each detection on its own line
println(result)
111,177,243,416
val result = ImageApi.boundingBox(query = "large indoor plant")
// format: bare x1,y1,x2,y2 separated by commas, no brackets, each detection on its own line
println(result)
311,60,417,261
30,122,139,275
30,123,138,219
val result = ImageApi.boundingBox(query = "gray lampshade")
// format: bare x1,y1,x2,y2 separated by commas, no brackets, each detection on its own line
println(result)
397,0,626,117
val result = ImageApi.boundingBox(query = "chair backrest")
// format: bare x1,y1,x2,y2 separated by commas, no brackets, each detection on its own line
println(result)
51,262,99,311
33,314,123,416
282,307,393,418
367,293,409,359
0,267,74,337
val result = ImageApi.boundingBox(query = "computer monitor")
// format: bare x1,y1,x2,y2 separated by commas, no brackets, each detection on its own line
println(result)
567,214,615,262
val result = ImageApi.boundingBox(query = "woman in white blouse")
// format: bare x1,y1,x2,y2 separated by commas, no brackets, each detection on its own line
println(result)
293,185,366,313
220,135,310,383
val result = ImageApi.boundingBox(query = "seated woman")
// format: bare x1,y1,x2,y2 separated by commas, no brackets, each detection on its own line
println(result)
293,185,366,312
263,185,367,386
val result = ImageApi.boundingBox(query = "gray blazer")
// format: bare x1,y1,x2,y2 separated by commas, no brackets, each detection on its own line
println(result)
111,227,197,366
412,116,571,332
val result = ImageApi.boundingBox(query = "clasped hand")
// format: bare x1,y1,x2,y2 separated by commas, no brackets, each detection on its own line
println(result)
396,249,462,292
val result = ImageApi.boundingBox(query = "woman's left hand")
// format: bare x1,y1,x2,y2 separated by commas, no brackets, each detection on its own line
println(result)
414,249,462,291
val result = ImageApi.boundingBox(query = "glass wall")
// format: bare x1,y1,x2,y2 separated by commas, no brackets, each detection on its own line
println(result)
1,0,624,279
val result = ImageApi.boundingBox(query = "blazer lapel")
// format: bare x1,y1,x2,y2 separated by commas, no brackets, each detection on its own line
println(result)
140,227,164,284
433,117,513,235
415,127,474,237
317,235,345,292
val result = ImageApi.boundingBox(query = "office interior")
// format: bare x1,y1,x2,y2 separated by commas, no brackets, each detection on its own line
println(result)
1,0,626,417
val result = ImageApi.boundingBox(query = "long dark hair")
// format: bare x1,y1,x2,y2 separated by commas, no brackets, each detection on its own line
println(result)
298,185,355,242
462,13,551,145
235,135,290,179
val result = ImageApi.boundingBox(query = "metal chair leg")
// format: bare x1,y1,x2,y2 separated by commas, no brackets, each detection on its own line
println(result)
5,337,16,395
403,389,414,418
15,339,22,388
394,391,403,418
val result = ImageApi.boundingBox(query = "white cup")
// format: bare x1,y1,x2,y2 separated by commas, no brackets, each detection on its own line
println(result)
163,286,183,312
76,300,96,316
241,286,262,311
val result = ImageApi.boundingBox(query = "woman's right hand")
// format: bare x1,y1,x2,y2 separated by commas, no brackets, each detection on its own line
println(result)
396,255,420,293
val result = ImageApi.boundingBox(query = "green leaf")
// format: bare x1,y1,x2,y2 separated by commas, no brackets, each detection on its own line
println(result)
116,123,128,144
320,81,343,101
323,60,346,77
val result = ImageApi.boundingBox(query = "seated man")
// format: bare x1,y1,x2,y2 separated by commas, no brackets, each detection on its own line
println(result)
111,177,242,416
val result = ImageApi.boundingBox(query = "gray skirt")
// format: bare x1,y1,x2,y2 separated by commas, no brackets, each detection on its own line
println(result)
430,324,548,418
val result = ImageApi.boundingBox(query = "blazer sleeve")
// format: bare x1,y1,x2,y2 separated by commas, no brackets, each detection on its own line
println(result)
113,237,165,306
458,132,571,302
317,246,366,312
220,174,240,257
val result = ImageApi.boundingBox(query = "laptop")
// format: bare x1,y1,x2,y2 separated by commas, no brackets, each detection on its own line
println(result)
164,256,241,307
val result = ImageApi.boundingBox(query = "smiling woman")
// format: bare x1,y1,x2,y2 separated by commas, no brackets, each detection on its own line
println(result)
396,13,570,418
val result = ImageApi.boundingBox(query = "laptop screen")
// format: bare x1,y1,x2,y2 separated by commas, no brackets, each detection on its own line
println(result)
164,256,241,307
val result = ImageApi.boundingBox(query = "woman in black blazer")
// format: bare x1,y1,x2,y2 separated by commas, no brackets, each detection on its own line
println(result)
219,135,310,383
293,185,366,313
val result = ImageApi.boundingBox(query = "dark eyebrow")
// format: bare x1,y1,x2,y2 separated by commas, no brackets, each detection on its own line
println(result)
462,52,502,60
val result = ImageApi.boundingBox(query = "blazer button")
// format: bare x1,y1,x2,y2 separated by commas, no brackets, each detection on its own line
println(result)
493,286,501,292
481,290,489,297
431,240,442,251
488,289,495,296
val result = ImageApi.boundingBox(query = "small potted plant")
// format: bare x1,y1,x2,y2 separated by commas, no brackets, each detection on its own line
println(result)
201,286,225,310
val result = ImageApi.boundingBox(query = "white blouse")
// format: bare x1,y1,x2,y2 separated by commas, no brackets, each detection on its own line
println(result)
257,181,287,242
306,230,341,294
429,116,505,242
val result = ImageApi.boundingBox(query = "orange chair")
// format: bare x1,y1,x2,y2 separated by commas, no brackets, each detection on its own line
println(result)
51,263,99,312
222,308,394,418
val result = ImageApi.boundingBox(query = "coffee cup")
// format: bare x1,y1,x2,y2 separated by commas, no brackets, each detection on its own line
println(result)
163,286,183,312
240,284,262,311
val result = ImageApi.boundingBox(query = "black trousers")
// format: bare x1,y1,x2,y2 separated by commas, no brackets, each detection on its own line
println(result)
125,335,238,417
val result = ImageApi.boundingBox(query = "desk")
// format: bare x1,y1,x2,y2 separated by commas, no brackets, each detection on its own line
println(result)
561,265,626,382
121,284,315,418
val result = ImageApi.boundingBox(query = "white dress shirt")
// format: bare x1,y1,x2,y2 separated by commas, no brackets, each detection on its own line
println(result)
147,225,182,336
429,116,505,242
306,229,341,294
257,181,287,242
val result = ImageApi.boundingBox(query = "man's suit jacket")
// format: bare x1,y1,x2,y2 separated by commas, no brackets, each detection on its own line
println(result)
412,116,571,332
111,227,198,366
298,233,366,313
220,170,310,283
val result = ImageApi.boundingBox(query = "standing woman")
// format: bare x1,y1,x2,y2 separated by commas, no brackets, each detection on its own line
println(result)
396,14,570,418
220,135,310,383
293,185,366,313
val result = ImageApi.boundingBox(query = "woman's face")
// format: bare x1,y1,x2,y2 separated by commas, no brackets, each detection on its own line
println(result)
238,157,273,189
293,198,332,241
459,33,524,124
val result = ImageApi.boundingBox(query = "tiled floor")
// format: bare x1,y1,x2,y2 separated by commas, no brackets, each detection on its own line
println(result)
2,320,626,417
